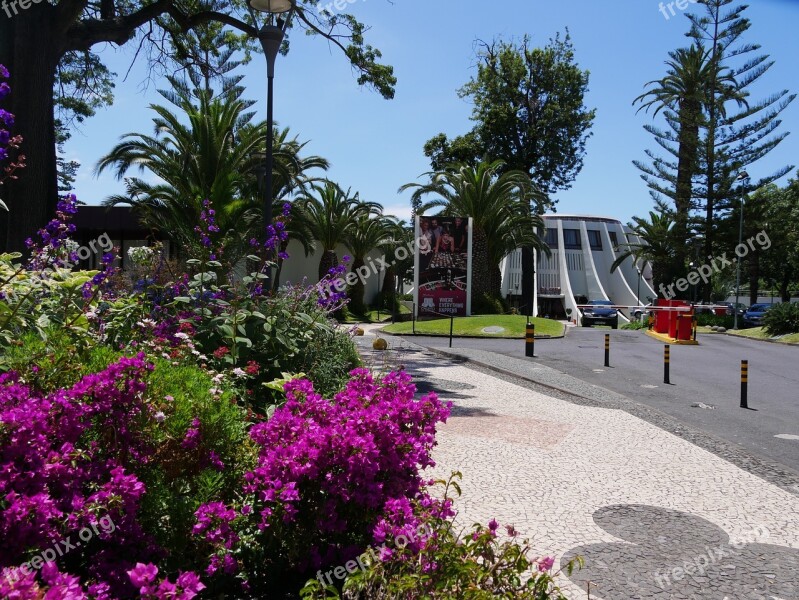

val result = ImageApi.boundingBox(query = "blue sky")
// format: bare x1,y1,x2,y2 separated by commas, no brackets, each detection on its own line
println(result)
68,0,799,225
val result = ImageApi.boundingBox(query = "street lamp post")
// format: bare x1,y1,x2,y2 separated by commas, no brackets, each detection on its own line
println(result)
637,267,641,307
247,0,295,239
734,171,750,330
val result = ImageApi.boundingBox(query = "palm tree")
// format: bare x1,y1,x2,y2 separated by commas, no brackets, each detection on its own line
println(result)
611,211,678,295
634,44,745,282
297,182,379,280
96,76,327,267
379,220,415,311
401,160,547,305
344,211,398,315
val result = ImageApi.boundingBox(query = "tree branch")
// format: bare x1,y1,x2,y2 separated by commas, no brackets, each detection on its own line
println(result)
64,2,257,53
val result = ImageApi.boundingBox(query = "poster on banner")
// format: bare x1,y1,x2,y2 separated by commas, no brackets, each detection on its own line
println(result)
413,216,472,317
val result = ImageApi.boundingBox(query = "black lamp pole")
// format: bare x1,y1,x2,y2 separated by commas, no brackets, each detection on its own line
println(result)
247,0,295,237
734,171,750,329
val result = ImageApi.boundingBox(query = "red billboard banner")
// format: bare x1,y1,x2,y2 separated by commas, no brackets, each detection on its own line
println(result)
414,216,472,317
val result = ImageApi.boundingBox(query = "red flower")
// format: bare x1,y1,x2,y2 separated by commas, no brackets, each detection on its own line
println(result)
213,346,229,359
245,361,259,376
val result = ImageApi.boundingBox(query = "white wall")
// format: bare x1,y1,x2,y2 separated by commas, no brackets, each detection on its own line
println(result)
279,240,385,304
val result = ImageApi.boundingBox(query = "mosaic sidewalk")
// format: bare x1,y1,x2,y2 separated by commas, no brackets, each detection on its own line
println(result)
354,327,799,600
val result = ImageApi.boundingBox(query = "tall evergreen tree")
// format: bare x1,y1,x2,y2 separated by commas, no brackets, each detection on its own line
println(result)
634,44,743,283
688,0,795,299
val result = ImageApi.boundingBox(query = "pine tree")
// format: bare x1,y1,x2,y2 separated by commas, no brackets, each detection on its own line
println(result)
689,0,795,299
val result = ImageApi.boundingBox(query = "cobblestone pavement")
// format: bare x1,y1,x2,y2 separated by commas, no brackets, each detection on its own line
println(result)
353,326,799,600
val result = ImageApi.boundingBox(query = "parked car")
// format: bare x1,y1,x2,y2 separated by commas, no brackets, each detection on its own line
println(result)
581,300,619,329
631,300,654,320
720,302,747,317
742,303,772,327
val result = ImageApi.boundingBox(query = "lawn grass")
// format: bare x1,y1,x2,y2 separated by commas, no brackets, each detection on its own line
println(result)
725,326,799,344
344,304,411,324
381,315,564,338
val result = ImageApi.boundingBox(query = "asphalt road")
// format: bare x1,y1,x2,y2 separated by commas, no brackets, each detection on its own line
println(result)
406,328,799,473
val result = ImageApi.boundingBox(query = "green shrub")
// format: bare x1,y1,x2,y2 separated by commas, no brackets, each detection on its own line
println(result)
764,301,799,335
472,292,508,315
695,313,734,329
0,329,119,390
293,327,362,397
301,474,580,599
621,320,647,330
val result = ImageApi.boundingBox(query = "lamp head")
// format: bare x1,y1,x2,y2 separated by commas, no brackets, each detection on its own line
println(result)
248,0,294,13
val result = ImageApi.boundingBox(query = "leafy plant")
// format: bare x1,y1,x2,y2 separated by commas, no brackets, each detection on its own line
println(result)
301,474,580,599
763,301,799,336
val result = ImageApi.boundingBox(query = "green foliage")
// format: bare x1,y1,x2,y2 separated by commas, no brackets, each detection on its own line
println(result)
402,161,548,301
0,252,100,349
695,313,734,329
425,33,595,201
763,302,799,336
611,211,677,295
293,328,361,397
137,357,254,565
301,474,580,599
297,182,381,280
621,320,647,330
471,292,508,315
0,329,119,391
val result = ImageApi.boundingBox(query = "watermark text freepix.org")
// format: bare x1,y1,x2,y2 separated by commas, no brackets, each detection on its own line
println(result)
653,524,769,590
658,0,699,21
315,522,434,586
659,231,771,300
1,0,45,19
1,515,116,585
318,235,422,300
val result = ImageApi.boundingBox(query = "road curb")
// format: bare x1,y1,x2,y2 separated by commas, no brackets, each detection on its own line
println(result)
723,331,799,347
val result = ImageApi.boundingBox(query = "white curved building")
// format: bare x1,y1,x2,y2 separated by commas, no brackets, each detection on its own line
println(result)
500,215,656,322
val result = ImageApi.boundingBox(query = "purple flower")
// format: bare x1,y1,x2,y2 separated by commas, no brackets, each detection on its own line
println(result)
181,418,202,450
128,563,159,588
538,556,555,572
0,108,13,127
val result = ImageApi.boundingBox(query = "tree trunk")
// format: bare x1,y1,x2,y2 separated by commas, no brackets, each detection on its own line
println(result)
348,256,366,315
675,102,700,288
520,246,535,317
471,226,492,307
489,264,503,300
1,4,61,252
780,276,791,303
318,249,338,281
381,265,396,308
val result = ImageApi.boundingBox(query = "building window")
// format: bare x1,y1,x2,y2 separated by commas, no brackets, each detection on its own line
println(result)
563,229,581,249
588,230,602,251
609,231,619,250
544,228,558,249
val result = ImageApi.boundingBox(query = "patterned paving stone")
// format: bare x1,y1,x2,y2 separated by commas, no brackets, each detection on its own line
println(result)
351,330,799,600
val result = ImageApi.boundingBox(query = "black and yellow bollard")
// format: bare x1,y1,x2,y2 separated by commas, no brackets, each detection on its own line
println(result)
525,324,535,358
740,360,749,409
604,334,610,367
664,344,671,384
